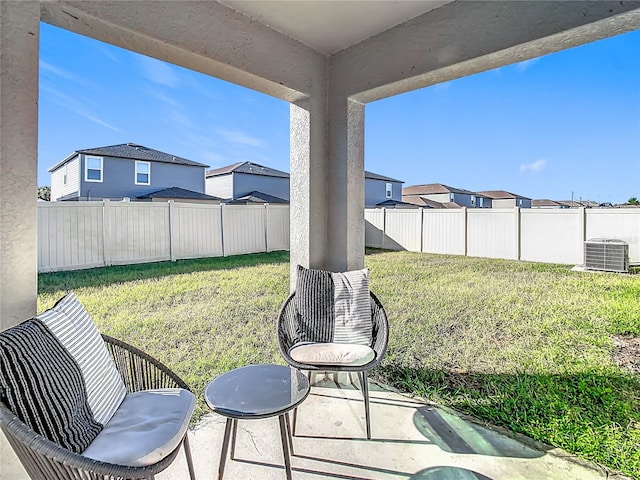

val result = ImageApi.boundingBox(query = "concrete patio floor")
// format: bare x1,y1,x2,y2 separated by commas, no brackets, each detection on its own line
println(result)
160,373,628,480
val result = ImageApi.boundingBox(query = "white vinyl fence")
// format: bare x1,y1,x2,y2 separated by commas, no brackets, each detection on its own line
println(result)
365,207,640,265
38,201,290,272
39,202,639,272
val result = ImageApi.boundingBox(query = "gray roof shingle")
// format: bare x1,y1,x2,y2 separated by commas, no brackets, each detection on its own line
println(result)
364,171,403,183
206,162,289,179
226,191,289,204
137,187,223,201
403,183,476,196
49,143,208,172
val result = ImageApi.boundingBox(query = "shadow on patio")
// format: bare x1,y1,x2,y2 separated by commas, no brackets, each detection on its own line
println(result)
160,374,614,480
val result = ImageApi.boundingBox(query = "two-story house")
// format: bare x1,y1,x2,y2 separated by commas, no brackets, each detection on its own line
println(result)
364,171,404,207
49,143,214,202
205,162,290,203
477,190,532,208
205,161,403,206
402,184,492,208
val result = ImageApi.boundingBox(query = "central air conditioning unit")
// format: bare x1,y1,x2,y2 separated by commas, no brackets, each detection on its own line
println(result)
584,238,629,273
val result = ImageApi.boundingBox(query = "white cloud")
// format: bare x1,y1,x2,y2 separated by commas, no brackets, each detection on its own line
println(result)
138,56,179,88
517,58,540,72
40,84,122,133
39,60,98,89
216,128,265,148
520,159,547,174
97,46,122,64
74,111,122,133
40,60,76,80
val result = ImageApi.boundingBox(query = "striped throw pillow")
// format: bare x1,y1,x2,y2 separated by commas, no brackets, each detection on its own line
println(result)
38,293,126,426
0,319,103,452
295,265,373,346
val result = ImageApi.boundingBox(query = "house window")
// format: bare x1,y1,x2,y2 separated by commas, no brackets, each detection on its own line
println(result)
471,196,476,207
135,161,151,185
63,165,67,185
479,197,484,208
85,156,103,182
450,193,455,202
385,182,392,199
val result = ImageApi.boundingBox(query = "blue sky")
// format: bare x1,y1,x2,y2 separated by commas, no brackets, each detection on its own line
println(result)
39,23,639,204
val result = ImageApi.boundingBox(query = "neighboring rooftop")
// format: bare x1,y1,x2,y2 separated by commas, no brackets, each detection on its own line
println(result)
558,200,584,208
403,183,477,196
402,195,446,209
477,190,531,200
206,161,290,179
206,163,402,184
49,143,208,171
374,199,417,208
225,191,289,204
532,199,565,208
137,187,223,201
364,171,403,183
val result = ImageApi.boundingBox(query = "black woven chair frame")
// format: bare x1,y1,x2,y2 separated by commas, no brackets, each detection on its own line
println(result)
0,334,195,480
277,291,389,439
277,291,388,372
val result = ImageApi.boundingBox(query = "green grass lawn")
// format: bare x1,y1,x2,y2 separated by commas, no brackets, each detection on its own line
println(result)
38,250,640,478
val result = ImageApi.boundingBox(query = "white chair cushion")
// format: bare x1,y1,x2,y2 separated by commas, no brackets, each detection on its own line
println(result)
289,342,375,366
82,388,196,467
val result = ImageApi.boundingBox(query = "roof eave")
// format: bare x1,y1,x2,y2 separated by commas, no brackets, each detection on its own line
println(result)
48,151,80,172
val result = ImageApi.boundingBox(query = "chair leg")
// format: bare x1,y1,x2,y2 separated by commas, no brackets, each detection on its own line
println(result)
349,372,359,389
183,433,196,480
360,371,372,440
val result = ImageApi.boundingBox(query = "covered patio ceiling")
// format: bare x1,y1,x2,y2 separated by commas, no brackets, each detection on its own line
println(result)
219,0,454,55
2,0,640,323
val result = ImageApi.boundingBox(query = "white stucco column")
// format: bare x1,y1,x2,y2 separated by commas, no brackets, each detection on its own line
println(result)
326,96,365,272
0,3,40,478
289,79,366,287
0,1,40,329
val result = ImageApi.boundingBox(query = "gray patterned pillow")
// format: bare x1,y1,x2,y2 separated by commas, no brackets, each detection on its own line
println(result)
295,265,372,346
0,319,103,452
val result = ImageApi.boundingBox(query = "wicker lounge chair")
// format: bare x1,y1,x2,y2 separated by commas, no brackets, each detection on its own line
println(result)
0,293,196,480
277,290,388,439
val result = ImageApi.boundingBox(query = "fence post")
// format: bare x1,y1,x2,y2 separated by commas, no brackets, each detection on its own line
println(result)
102,199,111,266
220,203,226,257
420,207,425,253
168,201,177,262
381,207,386,249
579,207,586,255
264,203,269,253
515,207,521,260
462,207,468,257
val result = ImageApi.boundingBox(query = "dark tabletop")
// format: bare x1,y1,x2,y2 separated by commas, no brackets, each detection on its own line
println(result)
205,364,310,419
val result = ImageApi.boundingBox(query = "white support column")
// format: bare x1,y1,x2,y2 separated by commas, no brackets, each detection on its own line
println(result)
326,97,366,272
289,96,328,289
0,3,40,477
290,85,366,288
0,0,40,329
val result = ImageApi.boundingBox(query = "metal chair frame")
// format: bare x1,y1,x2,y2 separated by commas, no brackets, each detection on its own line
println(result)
277,291,388,439
0,334,196,480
